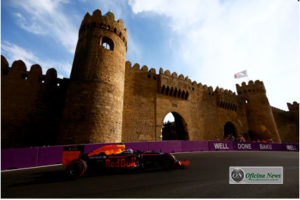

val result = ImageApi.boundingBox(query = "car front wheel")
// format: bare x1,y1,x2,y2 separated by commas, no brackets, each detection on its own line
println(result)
162,154,176,170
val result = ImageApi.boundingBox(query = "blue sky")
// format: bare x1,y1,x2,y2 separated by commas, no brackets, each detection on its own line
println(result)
1,0,299,111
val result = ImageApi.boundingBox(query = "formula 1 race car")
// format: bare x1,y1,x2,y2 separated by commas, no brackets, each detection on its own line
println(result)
62,144,190,178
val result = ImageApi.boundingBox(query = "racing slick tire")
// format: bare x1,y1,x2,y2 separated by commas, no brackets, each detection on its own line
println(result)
66,159,87,178
161,153,176,170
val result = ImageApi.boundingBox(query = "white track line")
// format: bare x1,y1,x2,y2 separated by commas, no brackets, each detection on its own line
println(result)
1,164,63,172
172,150,297,154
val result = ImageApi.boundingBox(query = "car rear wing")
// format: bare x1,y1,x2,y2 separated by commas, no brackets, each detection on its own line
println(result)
62,145,84,166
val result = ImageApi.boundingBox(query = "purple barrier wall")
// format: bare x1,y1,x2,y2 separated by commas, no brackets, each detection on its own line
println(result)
125,142,149,152
181,141,209,152
1,147,39,170
148,141,182,153
270,143,283,151
37,146,65,166
208,141,234,151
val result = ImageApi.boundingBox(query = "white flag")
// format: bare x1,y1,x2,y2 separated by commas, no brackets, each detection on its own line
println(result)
234,70,248,79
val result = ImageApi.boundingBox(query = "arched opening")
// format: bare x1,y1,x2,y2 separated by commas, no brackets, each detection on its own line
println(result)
181,91,185,99
161,85,165,94
224,122,237,140
165,87,169,95
169,87,173,96
161,112,189,140
173,88,177,97
178,90,181,98
185,92,189,100
101,36,114,51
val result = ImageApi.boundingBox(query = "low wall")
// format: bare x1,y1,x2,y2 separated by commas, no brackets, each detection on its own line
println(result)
181,141,208,152
1,141,298,170
1,147,39,170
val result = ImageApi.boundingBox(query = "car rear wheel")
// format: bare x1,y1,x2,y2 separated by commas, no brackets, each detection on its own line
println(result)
66,159,87,178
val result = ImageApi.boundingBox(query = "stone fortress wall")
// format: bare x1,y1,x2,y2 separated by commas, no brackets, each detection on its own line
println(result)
271,102,299,143
1,57,68,148
1,9,298,148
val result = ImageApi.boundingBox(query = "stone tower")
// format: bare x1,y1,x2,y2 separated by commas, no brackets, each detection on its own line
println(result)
236,80,281,142
59,10,127,144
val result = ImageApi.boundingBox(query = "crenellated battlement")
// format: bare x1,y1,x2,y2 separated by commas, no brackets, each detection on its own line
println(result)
125,61,156,74
158,67,195,88
271,106,287,113
215,87,236,96
125,60,226,98
215,87,238,111
287,101,299,112
158,67,218,96
79,9,127,47
1,55,64,87
236,80,266,95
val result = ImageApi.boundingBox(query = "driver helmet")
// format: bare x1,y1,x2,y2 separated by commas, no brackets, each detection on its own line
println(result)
127,148,134,153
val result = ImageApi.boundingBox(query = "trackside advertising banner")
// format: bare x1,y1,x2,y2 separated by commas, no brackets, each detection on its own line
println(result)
210,142,299,151
232,142,282,151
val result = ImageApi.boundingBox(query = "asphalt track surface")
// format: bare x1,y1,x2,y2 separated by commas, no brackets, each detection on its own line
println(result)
1,151,299,198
